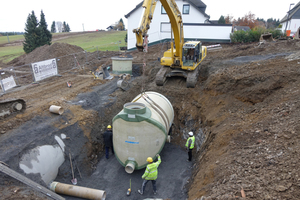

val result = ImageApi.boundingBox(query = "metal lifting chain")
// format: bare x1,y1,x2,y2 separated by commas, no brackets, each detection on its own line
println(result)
141,35,149,93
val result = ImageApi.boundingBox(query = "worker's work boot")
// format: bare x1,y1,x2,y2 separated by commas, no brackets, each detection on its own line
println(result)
138,189,143,195
153,190,157,195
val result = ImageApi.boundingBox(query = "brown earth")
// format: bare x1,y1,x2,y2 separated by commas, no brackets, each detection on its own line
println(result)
1,37,300,200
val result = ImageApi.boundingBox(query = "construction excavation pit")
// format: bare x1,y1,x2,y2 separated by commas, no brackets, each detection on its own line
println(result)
1,39,300,200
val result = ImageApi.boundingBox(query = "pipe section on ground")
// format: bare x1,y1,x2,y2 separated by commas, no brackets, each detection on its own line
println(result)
50,181,106,200
49,105,64,115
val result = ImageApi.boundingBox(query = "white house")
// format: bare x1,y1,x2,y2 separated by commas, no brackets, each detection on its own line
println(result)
280,2,300,36
125,0,232,50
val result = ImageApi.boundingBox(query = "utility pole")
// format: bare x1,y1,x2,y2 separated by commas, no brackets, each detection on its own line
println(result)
284,3,295,34
6,32,10,43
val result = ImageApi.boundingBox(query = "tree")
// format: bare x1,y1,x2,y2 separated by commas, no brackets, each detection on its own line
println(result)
225,15,233,24
23,10,52,54
23,11,40,53
119,18,125,30
62,21,67,32
62,21,71,32
56,21,63,32
38,10,52,46
51,21,56,33
113,18,125,31
235,12,259,29
218,15,225,24
66,23,71,32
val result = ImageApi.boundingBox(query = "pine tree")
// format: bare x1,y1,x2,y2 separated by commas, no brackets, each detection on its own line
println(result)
66,23,71,32
23,11,40,54
62,21,67,32
38,10,52,46
51,21,56,33
218,15,225,24
120,18,125,30
23,10,52,53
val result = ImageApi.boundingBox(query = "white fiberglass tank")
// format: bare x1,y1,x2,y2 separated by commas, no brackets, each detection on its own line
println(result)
112,91,174,173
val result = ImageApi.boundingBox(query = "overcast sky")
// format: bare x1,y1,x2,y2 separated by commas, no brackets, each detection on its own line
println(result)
0,0,294,32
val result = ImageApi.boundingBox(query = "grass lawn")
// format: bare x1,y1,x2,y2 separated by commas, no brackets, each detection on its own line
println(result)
56,31,127,52
0,31,127,64
0,35,24,45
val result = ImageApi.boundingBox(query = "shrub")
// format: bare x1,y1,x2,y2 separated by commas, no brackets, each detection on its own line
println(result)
230,27,284,43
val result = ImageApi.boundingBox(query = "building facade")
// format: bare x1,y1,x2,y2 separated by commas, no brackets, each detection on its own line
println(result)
125,0,232,50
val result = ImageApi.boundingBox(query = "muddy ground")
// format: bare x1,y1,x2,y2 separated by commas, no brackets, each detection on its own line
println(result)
1,37,300,200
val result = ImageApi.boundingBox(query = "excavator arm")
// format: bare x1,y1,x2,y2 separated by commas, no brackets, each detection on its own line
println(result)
133,0,184,60
133,0,158,51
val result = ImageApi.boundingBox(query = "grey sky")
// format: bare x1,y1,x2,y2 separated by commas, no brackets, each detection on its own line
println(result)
0,0,293,32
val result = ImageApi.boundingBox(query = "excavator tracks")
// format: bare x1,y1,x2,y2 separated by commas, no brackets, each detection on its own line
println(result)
156,65,200,88
186,65,200,88
156,66,171,86
0,99,26,119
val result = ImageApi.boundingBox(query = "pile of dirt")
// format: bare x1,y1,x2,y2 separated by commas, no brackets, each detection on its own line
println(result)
8,43,84,68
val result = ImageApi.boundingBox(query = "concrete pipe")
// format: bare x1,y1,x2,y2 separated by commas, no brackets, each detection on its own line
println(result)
50,181,106,200
49,105,64,115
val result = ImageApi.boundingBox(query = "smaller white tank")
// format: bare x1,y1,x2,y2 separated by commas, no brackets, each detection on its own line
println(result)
112,92,174,173
111,55,133,75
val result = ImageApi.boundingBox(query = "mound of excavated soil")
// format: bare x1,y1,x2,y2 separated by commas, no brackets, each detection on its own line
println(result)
8,43,84,68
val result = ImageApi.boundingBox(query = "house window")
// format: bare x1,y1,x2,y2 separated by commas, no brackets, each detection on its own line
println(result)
183,4,190,14
161,22,171,32
161,5,167,14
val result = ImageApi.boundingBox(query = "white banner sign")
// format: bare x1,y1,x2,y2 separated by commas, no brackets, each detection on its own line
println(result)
31,58,58,82
0,75,17,91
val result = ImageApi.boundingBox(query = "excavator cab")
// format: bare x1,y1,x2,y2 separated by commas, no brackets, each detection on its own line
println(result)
182,41,202,69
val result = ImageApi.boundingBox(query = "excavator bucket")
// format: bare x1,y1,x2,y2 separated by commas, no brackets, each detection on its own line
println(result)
260,33,274,42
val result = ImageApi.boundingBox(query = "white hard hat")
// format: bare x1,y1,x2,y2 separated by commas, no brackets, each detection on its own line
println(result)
188,132,193,136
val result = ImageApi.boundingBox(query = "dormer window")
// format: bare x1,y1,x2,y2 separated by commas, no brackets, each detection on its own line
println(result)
183,4,190,14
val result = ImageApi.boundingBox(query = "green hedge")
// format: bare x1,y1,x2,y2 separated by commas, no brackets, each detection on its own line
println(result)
230,27,283,43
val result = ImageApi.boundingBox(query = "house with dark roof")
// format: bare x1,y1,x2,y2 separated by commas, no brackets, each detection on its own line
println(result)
125,0,232,50
280,2,300,35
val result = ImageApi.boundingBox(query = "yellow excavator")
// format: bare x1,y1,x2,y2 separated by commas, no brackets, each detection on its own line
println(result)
133,0,207,88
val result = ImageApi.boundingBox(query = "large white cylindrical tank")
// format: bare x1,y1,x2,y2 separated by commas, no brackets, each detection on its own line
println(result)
112,91,174,173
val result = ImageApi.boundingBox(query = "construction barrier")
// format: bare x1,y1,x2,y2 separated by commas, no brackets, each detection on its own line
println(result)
0,44,118,95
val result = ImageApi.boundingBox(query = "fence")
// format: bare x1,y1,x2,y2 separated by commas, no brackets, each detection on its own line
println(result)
0,45,121,95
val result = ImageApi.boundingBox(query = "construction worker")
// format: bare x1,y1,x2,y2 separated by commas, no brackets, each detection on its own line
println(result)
103,125,114,159
186,131,195,161
138,154,161,195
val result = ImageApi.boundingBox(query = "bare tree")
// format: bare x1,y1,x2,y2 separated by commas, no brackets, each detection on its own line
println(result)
56,21,63,33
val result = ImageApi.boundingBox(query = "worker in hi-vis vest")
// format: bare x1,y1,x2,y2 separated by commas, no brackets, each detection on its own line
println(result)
138,154,161,195
186,132,195,161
